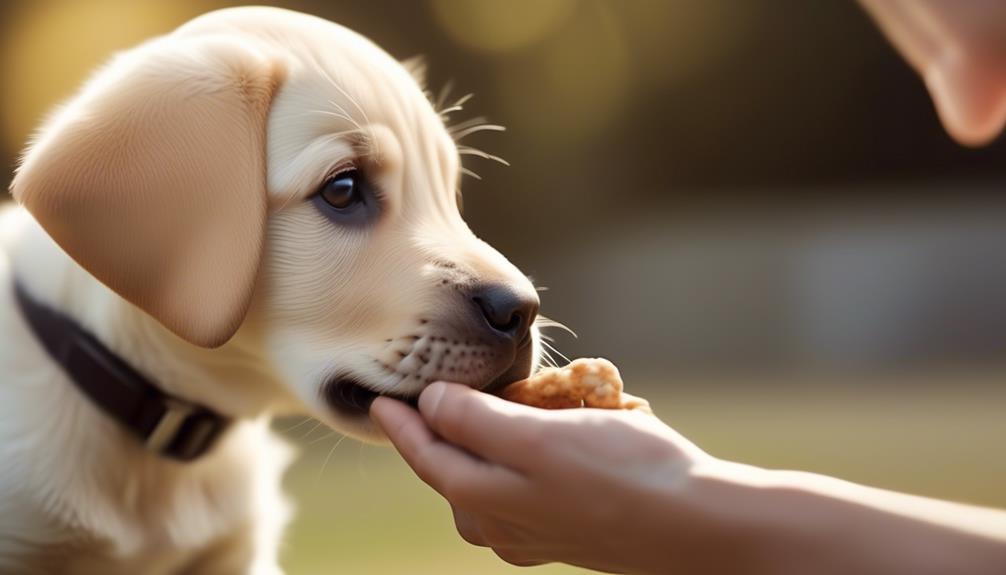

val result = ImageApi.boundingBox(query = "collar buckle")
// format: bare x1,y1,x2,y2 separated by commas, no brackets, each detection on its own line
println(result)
144,399,226,461
145,399,194,452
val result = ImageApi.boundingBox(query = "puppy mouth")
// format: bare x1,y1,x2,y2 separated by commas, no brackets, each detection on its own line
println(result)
323,340,536,418
323,376,419,417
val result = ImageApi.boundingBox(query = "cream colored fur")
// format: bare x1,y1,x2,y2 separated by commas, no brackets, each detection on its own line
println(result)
1,6,539,573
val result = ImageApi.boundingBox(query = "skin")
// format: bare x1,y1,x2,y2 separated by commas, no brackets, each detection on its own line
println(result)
858,0,1006,146
372,2,1006,572
373,385,1006,573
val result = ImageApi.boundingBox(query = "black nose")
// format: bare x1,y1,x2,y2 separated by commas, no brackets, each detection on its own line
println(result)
472,284,539,343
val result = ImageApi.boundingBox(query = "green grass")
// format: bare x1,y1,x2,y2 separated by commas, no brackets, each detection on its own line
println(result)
279,378,1006,574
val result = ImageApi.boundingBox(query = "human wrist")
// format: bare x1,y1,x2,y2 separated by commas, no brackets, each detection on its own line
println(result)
678,461,794,574
698,466,906,574
613,458,789,575
672,462,871,575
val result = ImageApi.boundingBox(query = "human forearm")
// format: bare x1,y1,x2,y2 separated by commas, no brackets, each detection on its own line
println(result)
681,462,1006,575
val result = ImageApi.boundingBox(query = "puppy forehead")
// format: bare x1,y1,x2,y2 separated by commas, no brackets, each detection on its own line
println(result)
179,7,458,204
178,6,376,54
178,7,432,124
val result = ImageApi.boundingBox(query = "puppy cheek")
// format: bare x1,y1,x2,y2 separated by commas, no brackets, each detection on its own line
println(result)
259,329,345,413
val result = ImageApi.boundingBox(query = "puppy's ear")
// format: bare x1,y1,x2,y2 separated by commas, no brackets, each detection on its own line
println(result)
12,36,283,347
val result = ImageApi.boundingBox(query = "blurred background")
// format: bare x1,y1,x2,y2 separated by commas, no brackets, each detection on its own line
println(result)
2,1,1004,573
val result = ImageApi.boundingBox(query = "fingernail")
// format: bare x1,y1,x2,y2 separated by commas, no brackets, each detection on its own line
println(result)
420,381,447,416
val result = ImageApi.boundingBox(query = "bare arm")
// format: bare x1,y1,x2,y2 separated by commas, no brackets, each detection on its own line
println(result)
371,382,1006,574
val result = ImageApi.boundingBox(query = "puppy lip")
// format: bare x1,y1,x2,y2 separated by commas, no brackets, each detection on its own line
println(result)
323,376,418,417
483,339,535,396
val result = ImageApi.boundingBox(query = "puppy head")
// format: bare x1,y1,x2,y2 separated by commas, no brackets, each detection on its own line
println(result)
11,7,540,439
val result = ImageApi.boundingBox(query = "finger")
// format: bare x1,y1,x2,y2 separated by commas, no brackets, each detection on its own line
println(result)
476,517,531,549
417,381,551,472
371,396,527,506
451,505,487,547
492,547,548,568
370,396,482,492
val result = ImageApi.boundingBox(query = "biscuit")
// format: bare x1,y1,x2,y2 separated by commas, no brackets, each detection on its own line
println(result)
502,358,652,413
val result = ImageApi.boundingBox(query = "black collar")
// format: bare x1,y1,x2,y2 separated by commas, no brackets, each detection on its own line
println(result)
13,280,228,461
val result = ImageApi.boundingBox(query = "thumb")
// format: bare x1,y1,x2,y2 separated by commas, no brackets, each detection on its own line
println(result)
418,381,548,472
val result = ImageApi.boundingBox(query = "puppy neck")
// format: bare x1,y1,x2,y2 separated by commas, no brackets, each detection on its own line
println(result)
6,206,300,420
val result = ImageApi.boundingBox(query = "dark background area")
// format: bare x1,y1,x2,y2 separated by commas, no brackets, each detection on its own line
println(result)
6,0,1002,378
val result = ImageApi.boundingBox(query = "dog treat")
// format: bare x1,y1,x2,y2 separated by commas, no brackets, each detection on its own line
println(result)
502,358,652,413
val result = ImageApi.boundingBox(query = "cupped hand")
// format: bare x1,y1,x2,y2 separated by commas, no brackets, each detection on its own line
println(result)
370,382,720,574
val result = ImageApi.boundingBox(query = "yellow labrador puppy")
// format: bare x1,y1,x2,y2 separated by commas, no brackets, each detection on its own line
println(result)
0,7,540,574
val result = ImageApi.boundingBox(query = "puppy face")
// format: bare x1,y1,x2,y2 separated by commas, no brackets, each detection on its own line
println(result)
12,7,541,440
245,17,540,437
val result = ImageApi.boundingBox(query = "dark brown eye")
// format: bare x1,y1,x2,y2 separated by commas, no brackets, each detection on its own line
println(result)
320,170,362,210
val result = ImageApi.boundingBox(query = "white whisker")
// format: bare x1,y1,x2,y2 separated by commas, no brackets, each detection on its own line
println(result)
298,109,354,123
539,347,558,368
307,430,336,446
451,123,506,141
324,99,379,158
300,421,323,441
439,93,475,118
453,92,475,108
327,81,372,132
460,167,482,180
541,339,572,365
317,433,350,482
536,315,578,338
435,79,455,112
324,99,359,127
457,145,510,167
325,82,380,156
278,416,315,434
447,116,488,134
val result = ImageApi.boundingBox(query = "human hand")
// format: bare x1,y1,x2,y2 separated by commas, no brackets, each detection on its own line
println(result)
370,381,727,574
371,381,1006,574
860,0,1006,145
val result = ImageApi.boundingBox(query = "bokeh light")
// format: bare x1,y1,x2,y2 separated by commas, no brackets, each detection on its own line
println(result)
494,2,631,145
0,0,197,152
429,0,575,53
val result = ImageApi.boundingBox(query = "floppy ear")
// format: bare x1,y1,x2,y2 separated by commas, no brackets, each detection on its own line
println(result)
12,35,283,347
